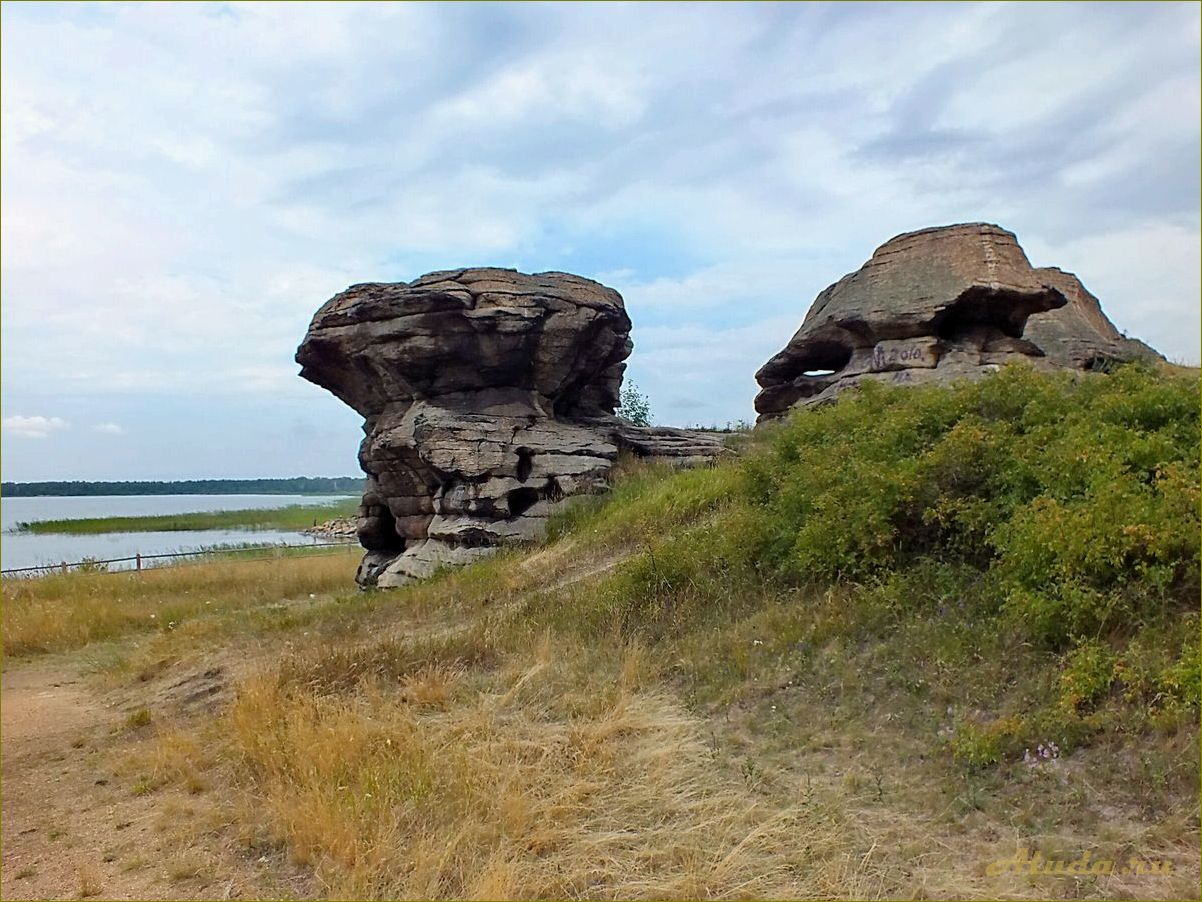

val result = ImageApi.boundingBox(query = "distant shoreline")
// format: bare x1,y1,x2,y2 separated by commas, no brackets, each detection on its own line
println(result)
1,477,364,497
11,498,360,535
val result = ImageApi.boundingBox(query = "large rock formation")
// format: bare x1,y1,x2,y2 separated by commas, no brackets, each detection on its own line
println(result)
755,223,1161,420
297,268,726,587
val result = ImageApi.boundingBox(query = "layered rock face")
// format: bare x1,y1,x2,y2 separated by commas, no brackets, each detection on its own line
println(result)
755,223,1160,420
297,268,726,588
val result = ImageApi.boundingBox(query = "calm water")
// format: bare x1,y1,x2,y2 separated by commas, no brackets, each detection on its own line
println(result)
0,494,355,573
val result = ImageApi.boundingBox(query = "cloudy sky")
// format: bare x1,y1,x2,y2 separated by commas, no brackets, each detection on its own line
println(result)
2,1,1199,481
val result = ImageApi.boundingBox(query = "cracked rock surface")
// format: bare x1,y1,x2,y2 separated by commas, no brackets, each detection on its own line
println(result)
298,268,726,587
755,223,1162,421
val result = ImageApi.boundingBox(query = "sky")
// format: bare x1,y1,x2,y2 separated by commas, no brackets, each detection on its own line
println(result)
2,1,1199,482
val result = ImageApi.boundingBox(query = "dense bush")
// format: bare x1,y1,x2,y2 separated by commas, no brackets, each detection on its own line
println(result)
748,364,1199,650
551,362,1200,756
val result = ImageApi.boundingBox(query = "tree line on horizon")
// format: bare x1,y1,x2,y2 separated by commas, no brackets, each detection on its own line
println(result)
1,476,365,497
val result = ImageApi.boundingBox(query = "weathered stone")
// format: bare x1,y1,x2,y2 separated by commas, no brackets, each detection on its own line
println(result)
302,517,358,540
603,419,735,469
1026,267,1163,369
868,337,941,372
755,223,1162,420
298,268,728,587
374,541,497,587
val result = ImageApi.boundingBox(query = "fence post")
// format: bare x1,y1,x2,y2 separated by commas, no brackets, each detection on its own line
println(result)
136,553,142,572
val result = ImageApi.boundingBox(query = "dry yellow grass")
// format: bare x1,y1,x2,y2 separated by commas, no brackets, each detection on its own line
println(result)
21,545,1195,901
76,862,102,899
216,639,858,900
1,552,357,656
9,394,1196,901
120,571,1193,901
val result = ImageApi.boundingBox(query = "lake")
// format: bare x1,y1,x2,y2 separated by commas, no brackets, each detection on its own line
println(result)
0,494,356,573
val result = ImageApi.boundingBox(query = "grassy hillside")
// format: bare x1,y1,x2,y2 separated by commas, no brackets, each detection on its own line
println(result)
3,363,1197,899
13,498,359,535
542,362,1200,751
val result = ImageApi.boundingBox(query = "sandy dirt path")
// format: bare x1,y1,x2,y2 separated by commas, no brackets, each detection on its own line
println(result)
2,661,164,900
1,660,303,901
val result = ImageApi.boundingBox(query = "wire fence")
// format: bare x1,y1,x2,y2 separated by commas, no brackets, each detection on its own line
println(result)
1,540,360,578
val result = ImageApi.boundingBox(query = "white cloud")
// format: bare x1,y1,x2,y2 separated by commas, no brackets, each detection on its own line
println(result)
1024,223,1202,361
0,2,1197,480
93,422,124,435
2,415,69,439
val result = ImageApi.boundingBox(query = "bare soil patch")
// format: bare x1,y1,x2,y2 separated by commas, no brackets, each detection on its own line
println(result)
1,659,308,901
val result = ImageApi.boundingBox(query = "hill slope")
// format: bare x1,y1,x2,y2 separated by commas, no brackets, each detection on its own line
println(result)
2,363,1197,900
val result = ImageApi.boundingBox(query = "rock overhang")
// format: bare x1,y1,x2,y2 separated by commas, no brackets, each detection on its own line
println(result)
754,223,1161,420
297,267,726,588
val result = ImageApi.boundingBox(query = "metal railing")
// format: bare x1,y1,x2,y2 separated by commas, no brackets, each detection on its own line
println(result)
1,540,359,578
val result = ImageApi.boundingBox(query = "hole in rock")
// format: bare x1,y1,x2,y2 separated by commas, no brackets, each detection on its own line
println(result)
794,340,852,379
507,487,540,517
359,503,405,552
516,447,534,483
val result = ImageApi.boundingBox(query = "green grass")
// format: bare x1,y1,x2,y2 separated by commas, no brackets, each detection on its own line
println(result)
215,362,1197,780
13,497,359,535
529,362,1201,755
11,362,1199,899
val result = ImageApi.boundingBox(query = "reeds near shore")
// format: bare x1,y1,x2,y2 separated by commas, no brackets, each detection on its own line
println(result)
12,498,359,535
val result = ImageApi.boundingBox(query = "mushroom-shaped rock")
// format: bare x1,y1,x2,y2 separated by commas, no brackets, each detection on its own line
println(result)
297,268,633,420
754,223,1161,420
298,268,728,588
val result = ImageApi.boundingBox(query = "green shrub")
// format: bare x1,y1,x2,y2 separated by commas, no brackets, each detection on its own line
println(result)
747,363,1198,649
552,362,1199,757
1114,615,1201,719
616,380,653,427
950,716,1023,768
1058,639,1118,712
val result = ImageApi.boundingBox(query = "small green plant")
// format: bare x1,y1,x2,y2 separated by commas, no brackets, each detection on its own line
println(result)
617,380,653,427
76,556,109,573
1058,639,1117,712
1155,651,1202,714
950,719,1011,768
124,707,152,729
739,757,764,787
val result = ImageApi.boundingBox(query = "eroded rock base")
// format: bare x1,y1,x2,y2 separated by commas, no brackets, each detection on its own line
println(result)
296,267,728,589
